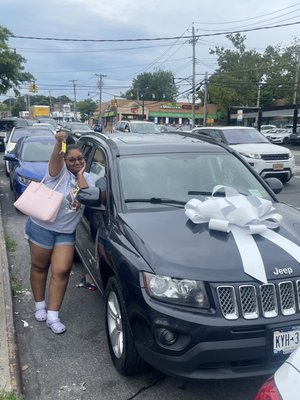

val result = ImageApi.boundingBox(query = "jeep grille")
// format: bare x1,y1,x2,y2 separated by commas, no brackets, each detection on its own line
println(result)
217,280,300,320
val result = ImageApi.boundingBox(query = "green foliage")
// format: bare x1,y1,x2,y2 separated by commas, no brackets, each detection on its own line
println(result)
0,391,24,400
5,234,16,252
10,275,23,297
0,25,34,95
202,34,300,115
76,98,97,121
126,69,177,101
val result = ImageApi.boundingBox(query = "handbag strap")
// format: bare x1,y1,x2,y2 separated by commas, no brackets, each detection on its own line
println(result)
40,170,67,191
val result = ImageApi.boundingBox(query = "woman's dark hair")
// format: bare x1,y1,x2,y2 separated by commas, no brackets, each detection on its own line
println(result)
66,135,76,145
65,143,82,155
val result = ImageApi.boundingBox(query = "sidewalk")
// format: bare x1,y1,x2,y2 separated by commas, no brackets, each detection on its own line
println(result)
0,205,22,394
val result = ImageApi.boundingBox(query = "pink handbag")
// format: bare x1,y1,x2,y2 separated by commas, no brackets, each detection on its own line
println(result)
14,173,66,223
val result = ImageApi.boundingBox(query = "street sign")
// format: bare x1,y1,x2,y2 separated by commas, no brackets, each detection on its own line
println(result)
237,109,243,121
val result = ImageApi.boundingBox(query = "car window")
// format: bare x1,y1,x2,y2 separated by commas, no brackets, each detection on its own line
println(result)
90,148,106,183
118,152,272,210
221,128,269,144
0,121,14,130
197,129,223,142
130,122,161,134
21,139,55,161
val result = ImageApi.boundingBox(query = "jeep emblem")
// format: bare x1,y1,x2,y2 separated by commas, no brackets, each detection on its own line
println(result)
273,267,293,275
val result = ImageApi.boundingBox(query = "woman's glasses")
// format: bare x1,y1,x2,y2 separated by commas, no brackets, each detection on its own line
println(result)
66,156,84,163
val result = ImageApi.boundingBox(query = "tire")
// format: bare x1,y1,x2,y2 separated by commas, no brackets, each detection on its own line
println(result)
104,276,144,375
5,161,9,177
282,137,289,145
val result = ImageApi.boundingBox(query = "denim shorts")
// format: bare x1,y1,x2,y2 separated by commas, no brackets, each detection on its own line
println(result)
24,218,76,249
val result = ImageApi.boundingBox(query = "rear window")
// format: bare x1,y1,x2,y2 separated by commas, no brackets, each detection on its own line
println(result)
0,119,28,131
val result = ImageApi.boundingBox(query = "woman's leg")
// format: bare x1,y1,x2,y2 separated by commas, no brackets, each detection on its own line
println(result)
47,244,74,311
29,241,52,302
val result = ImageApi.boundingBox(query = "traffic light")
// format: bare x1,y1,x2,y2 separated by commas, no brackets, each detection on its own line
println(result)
28,83,39,93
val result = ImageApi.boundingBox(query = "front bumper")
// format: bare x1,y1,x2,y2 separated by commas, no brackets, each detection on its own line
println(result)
244,157,294,181
128,285,294,379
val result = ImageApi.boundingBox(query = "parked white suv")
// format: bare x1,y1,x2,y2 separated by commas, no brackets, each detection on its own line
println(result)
113,120,161,134
192,126,295,183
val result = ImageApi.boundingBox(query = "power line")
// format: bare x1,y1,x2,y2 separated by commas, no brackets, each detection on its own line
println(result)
193,3,300,25
8,20,300,43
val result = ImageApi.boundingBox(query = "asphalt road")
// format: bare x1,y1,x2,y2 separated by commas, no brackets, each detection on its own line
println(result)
2,151,300,400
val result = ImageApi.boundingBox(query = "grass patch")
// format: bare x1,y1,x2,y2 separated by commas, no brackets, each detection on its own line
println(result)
10,276,23,298
0,391,24,400
5,235,17,253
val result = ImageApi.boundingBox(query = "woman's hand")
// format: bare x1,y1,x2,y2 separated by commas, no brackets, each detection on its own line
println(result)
77,159,86,176
55,131,68,143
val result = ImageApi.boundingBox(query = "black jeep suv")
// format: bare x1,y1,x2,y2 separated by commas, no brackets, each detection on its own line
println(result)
76,131,300,379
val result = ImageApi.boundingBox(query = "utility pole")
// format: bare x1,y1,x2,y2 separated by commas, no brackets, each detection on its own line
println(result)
293,46,300,104
203,71,208,126
49,90,52,115
70,80,78,120
191,23,196,129
95,74,107,126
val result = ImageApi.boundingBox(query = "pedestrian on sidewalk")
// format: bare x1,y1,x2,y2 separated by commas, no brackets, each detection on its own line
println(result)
24,130,94,334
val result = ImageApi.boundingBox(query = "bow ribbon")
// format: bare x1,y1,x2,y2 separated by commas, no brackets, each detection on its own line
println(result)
185,185,300,283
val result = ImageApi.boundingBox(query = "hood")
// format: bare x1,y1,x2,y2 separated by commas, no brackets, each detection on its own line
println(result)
119,203,300,283
230,143,290,154
16,161,48,180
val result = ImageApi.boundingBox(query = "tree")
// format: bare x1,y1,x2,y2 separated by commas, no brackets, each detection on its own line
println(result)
125,69,177,101
76,99,97,121
0,26,34,95
201,34,300,118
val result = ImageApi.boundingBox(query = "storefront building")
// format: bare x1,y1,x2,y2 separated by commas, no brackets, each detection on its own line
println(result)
97,99,219,130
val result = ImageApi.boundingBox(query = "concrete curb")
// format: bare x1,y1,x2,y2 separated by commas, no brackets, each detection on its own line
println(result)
0,205,23,394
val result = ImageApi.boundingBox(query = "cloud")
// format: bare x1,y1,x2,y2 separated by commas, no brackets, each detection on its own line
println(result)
1,0,299,101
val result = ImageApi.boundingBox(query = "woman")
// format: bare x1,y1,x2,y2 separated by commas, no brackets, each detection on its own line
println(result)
24,131,94,334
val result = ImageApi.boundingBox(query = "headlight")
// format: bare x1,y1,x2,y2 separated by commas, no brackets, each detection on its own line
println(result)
18,175,32,185
143,272,210,309
289,152,294,159
239,152,261,159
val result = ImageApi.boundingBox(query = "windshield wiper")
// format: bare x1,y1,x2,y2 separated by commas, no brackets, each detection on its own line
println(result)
124,197,186,207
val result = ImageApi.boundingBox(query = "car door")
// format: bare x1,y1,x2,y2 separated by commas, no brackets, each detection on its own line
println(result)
76,140,108,292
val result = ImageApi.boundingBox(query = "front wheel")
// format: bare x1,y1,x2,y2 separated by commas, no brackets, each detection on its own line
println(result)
104,276,144,375
282,137,290,145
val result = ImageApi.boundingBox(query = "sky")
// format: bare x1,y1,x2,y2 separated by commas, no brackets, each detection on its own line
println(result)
1,0,300,104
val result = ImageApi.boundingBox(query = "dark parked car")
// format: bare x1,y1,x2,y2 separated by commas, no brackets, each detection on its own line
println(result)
4,135,55,200
75,131,300,380
0,117,29,152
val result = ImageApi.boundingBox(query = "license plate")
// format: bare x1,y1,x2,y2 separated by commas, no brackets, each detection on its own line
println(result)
273,163,284,170
273,326,300,355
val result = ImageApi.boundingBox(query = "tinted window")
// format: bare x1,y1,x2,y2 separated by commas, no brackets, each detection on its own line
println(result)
220,128,269,144
118,152,272,210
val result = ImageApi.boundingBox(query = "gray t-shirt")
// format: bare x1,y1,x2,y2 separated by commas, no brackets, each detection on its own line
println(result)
32,164,95,234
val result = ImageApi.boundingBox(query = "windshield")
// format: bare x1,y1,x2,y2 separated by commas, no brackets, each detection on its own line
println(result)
118,152,272,210
130,122,161,134
71,123,91,131
222,128,269,144
21,140,55,161
11,128,52,143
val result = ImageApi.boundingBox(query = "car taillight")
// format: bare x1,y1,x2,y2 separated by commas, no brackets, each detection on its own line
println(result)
253,376,283,400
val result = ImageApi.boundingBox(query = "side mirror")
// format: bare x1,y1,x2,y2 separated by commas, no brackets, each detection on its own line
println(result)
264,177,283,194
77,187,102,207
4,153,17,162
